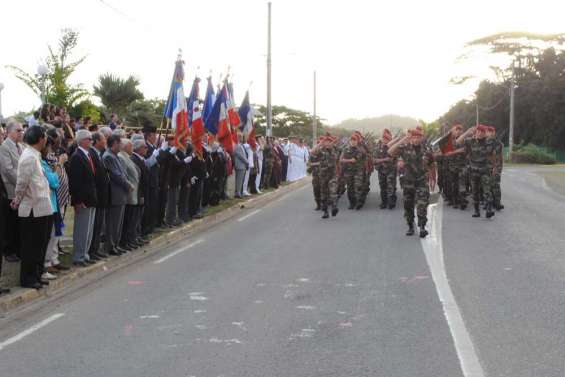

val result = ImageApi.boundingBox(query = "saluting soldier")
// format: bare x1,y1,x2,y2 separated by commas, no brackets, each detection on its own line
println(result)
486,126,504,211
454,125,496,218
308,138,322,210
389,128,435,238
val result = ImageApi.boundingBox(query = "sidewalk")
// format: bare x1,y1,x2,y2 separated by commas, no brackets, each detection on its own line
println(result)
0,178,310,314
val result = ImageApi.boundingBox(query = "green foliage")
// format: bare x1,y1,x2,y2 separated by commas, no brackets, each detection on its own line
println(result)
334,115,418,134
6,28,88,108
69,100,103,123
93,73,144,116
419,120,442,141
511,144,557,164
124,98,166,128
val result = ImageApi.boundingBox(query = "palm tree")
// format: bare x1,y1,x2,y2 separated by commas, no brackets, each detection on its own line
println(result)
93,73,144,116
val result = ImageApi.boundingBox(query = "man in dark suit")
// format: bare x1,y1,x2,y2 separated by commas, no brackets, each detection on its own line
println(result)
68,130,98,266
88,131,110,260
0,134,11,294
103,134,133,256
141,123,164,236
131,138,150,246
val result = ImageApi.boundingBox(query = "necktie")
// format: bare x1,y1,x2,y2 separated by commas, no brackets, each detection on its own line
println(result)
87,154,96,175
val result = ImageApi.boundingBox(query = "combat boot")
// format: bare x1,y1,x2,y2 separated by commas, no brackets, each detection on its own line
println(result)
494,202,504,211
322,209,329,219
379,202,387,209
331,206,339,217
348,202,356,210
355,203,363,210
406,223,415,236
486,203,495,219
472,203,480,218
315,200,321,211
419,226,429,238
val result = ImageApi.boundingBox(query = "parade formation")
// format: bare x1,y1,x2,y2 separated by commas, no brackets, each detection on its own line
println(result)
308,124,505,238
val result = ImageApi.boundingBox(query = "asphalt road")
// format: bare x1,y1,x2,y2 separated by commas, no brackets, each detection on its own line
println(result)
0,166,564,377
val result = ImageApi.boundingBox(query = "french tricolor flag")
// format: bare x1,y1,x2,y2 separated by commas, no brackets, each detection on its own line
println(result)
205,82,233,153
163,59,189,148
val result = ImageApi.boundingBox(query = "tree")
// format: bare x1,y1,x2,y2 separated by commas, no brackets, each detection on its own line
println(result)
124,98,166,128
93,73,144,116
69,100,103,124
6,28,88,108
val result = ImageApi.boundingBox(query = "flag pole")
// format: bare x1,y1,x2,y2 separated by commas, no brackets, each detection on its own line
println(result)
158,49,183,146
266,1,273,137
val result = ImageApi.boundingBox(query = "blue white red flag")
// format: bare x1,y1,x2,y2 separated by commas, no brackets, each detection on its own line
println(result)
203,77,216,132
163,59,189,148
204,82,233,153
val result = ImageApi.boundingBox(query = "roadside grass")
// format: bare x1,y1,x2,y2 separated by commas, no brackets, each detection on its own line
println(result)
537,171,565,197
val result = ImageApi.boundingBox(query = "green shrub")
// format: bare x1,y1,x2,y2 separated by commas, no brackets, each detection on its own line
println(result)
511,143,557,164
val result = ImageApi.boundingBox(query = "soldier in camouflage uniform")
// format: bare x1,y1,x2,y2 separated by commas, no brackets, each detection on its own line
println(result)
486,126,504,210
308,139,322,210
445,125,468,210
374,129,398,210
455,125,496,218
389,128,435,238
262,137,275,190
311,136,340,219
340,134,365,210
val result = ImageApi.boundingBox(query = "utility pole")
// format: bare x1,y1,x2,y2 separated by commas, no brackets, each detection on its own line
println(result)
509,66,516,158
266,2,272,137
312,70,317,143
475,102,479,126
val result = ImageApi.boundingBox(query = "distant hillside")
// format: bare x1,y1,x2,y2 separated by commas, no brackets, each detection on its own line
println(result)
332,115,419,135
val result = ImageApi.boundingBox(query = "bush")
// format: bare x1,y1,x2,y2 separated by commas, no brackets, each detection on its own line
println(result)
511,143,557,164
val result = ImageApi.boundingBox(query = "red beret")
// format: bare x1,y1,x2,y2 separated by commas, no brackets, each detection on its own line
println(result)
476,124,489,133
382,129,392,139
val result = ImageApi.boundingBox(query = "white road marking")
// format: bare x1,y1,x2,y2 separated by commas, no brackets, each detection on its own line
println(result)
0,313,65,351
421,202,485,377
139,315,160,319
153,239,205,264
296,305,316,310
237,209,261,222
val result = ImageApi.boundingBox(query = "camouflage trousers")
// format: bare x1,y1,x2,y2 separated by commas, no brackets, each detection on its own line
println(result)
360,170,371,204
491,170,502,206
343,170,364,205
447,165,468,206
262,162,273,189
320,174,338,210
403,178,430,227
470,168,493,205
378,169,397,206
312,173,321,204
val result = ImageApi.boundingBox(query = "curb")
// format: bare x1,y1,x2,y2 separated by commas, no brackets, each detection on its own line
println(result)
0,178,310,314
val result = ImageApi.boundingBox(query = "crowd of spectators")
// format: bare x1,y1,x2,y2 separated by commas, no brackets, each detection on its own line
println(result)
0,104,307,294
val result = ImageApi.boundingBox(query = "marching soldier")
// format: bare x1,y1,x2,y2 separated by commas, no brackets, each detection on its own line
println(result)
308,138,322,210
487,126,504,211
374,129,398,209
444,124,468,210
389,128,435,238
340,134,364,210
455,125,496,218
310,135,339,219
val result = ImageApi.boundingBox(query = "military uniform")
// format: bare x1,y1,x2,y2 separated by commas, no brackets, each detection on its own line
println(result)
463,138,495,217
374,141,397,209
340,144,364,209
262,143,274,189
314,144,339,218
447,151,468,209
308,149,322,210
489,138,504,210
394,143,434,234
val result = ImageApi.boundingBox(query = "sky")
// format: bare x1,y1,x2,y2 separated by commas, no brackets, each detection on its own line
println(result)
1,0,564,125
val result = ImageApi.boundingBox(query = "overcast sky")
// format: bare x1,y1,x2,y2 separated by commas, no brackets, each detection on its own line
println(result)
1,0,564,124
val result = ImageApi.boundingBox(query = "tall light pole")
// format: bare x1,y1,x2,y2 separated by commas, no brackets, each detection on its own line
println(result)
37,64,48,104
0,82,4,122
312,71,317,144
266,1,272,137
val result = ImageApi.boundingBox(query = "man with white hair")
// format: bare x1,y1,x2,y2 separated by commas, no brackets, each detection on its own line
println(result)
0,119,25,262
68,130,98,266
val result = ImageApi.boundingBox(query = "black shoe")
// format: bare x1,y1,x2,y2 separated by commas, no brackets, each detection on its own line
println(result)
118,245,131,253
419,228,429,238
86,259,97,265
355,204,363,210
73,261,88,267
108,249,120,256
322,210,329,219
90,255,101,262
406,226,415,236
388,203,396,210
96,252,109,259
40,280,50,286
0,287,11,295
128,242,140,250
193,214,204,219
348,203,355,210
22,283,42,290
495,203,504,211
472,204,480,218
331,207,339,217
460,204,467,210
5,254,20,263
380,202,387,209
315,203,321,211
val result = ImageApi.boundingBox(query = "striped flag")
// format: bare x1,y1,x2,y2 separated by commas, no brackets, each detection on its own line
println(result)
163,59,189,148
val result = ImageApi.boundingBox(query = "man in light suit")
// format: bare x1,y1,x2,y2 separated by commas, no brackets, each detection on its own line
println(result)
233,133,249,198
103,134,133,256
0,119,24,262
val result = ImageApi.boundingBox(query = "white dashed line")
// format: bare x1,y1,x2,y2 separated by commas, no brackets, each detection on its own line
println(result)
0,313,65,351
153,239,205,264
421,202,485,377
237,209,261,222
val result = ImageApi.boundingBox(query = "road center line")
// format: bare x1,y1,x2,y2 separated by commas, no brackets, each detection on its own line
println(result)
0,313,65,351
153,239,205,264
237,209,261,222
421,201,485,377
